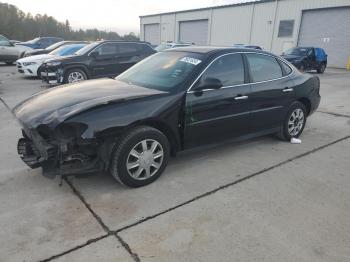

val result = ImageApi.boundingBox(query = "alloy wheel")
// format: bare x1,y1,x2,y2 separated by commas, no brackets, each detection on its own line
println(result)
126,139,164,180
288,108,305,136
68,71,85,83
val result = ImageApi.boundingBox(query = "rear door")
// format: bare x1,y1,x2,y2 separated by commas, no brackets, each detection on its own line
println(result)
114,43,144,75
246,53,295,131
184,53,252,148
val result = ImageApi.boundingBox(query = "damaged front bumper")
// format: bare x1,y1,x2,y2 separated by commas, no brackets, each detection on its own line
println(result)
17,128,101,179
41,65,64,85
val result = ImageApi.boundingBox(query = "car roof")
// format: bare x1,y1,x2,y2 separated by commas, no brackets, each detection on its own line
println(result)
166,46,271,55
97,40,151,45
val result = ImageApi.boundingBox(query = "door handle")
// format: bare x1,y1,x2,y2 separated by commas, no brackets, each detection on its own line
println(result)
234,95,248,100
282,88,294,92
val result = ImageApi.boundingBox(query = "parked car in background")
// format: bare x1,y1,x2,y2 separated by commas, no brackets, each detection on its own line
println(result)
281,47,327,73
155,42,193,52
0,34,33,64
41,40,155,84
16,43,87,77
14,47,321,187
10,40,21,44
233,44,262,50
24,41,88,57
16,37,64,50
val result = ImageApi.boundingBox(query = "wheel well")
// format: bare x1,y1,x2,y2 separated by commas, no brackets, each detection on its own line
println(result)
298,98,311,115
65,66,89,79
132,120,179,156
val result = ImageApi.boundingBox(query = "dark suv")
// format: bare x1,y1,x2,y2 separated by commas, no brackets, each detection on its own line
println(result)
281,47,327,73
40,41,155,84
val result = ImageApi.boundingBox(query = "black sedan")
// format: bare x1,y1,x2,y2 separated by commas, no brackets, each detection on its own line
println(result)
13,47,321,187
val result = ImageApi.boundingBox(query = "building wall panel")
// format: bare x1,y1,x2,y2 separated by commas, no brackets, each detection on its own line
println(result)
210,5,253,46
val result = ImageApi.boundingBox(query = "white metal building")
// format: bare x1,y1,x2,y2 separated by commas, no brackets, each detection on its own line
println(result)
140,0,350,68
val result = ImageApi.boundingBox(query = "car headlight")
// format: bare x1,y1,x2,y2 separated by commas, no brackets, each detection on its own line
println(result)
22,62,36,66
46,61,61,67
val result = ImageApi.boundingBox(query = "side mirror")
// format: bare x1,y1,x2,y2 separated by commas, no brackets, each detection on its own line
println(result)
194,77,222,91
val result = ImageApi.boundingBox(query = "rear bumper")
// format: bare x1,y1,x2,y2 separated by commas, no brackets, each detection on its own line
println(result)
309,94,321,115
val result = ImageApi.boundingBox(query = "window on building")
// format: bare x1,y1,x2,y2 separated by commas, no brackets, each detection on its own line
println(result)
246,54,283,82
278,20,295,37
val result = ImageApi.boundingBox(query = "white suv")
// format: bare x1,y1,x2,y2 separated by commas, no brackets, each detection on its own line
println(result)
0,35,32,65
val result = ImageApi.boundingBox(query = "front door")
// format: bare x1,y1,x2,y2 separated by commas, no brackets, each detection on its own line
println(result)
0,40,18,62
245,53,295,131
90,42,120,77
184,53,252,148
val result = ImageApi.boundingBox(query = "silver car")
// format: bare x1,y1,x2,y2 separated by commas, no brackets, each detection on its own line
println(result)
0,35,32,65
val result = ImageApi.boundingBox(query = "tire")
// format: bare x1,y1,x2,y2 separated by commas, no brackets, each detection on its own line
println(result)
317,63,326,74
37,67,43,78
109,126,170,188
277,101,307,141
63,68,87,84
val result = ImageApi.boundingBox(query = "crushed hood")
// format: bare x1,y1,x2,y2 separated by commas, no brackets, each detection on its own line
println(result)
13,78,166,129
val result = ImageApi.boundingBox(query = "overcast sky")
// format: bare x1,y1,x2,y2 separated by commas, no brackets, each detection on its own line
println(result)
4,0,254,35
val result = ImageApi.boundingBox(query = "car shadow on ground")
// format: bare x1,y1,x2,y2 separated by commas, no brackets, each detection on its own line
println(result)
69,134,276,188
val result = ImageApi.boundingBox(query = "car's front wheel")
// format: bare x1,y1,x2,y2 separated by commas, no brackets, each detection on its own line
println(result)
64,68,87,84
277,101,307,141
109,126,170,187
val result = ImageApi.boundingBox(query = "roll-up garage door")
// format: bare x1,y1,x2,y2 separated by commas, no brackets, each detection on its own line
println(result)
144,24,160,45
298,7,350,68
179,20,208,45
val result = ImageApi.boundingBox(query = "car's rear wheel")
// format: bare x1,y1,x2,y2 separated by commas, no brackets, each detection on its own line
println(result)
64,68,87,84
317,63,326,74
277,101,307,141
109,126,170,187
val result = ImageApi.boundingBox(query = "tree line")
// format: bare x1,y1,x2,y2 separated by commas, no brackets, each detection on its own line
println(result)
0,2,139,41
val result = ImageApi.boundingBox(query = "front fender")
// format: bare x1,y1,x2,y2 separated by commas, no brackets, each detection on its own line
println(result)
64,93,185,143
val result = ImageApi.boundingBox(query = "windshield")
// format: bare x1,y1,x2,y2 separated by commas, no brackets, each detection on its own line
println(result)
49,44,86,56
284,47,309,56
116,51,203,91
75,42,99,55
26,37,40,44
45,41,64,51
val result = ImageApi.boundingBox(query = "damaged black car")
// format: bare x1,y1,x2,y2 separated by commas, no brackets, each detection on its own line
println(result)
14,47,321,187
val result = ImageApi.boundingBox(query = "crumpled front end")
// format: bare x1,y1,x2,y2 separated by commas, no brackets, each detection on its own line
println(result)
16,121,103,179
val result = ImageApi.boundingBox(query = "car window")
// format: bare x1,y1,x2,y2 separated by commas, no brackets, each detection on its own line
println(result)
246,53,283,82
39,38,50,46
196,54,245,87
118,43,140,53
95,43,118,55
0,36,11,47
280,60,292,75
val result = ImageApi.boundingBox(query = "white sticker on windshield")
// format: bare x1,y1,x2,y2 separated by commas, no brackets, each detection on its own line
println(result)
180,57,202,65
